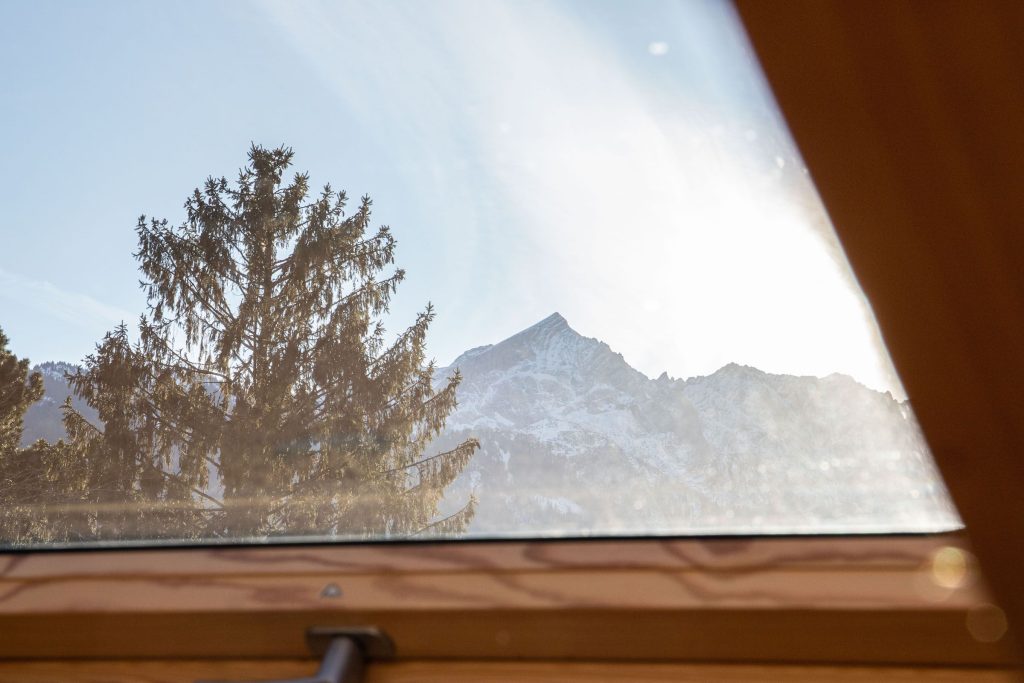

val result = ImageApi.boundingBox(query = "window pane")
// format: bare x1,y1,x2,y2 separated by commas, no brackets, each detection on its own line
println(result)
0,0,959,548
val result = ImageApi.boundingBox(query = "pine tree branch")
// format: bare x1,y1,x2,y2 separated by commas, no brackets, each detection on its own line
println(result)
383,439,479,475
145,333,233,381
149,267,235,334
407,497,475,537
274,271,403,323
273,233,395,290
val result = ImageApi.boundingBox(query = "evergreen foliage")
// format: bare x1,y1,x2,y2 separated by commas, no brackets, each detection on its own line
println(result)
0,329,41,456
4,145,478,544
0,329,66,540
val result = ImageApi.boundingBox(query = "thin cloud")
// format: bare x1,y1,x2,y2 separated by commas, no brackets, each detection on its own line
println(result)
0,267,134,332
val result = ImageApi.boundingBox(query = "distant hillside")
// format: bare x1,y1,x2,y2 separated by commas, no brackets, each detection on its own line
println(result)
429,313,958,535
21,362,96,446
19,314,959,536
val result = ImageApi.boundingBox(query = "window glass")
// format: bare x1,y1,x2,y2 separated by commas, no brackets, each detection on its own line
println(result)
0,0,959,548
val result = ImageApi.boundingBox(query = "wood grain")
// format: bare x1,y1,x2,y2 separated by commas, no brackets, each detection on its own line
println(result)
0,607,1013,664
0,567,986,613
0,537,985,614
0,536,964,579
0,660,1016,683
0,535,1013,664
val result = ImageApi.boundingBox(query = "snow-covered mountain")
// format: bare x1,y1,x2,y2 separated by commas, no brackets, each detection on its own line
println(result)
428,313,959,536
21,362,96,446
19,314,959,536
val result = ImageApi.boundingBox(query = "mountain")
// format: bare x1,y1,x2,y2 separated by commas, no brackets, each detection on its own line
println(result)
18,314,959,535
427,313,958,536
21,362,96,446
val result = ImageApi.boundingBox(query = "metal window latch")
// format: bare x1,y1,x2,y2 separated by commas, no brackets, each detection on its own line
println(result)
197,627,395,683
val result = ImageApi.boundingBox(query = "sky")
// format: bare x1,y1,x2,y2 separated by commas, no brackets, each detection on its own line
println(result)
0,0,906,396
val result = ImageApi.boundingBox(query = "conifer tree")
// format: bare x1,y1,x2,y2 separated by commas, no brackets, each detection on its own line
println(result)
0,328,41,540
0,327,189,544
0,329,65,541
0,328,41,457
64,145,478,540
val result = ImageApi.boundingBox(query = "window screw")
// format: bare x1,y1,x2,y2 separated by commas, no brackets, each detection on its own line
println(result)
320,582,343,599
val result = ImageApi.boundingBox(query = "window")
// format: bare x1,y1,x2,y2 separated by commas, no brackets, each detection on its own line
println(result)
0,0,961,550
0,0,1019,673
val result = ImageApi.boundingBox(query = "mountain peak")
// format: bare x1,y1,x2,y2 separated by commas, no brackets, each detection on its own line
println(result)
445,311,641,381
717,362,760,376
508,312,584,349
530,311,569,331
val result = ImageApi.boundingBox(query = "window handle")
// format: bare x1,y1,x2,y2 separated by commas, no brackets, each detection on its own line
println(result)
198,628,395,683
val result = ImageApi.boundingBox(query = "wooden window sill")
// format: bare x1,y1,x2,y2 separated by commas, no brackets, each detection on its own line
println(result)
0,660,1017,683
0,534,1016,666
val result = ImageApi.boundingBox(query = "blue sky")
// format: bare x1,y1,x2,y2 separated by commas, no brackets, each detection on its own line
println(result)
0,0,904,395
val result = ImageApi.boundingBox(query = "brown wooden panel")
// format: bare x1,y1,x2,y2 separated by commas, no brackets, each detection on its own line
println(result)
0,535,1013,664
735,0,1024,659
0,536,985,615
0,536,962,579
0,660,1016,683
0,609,1012,665
0,567,986,613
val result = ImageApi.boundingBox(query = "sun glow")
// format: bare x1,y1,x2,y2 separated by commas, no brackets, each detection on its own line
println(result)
263,0,904,395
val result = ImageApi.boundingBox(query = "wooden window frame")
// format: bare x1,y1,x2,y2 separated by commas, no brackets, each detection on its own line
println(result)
2,0,1023,671
0,534,1012,665
736,0,1024,663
